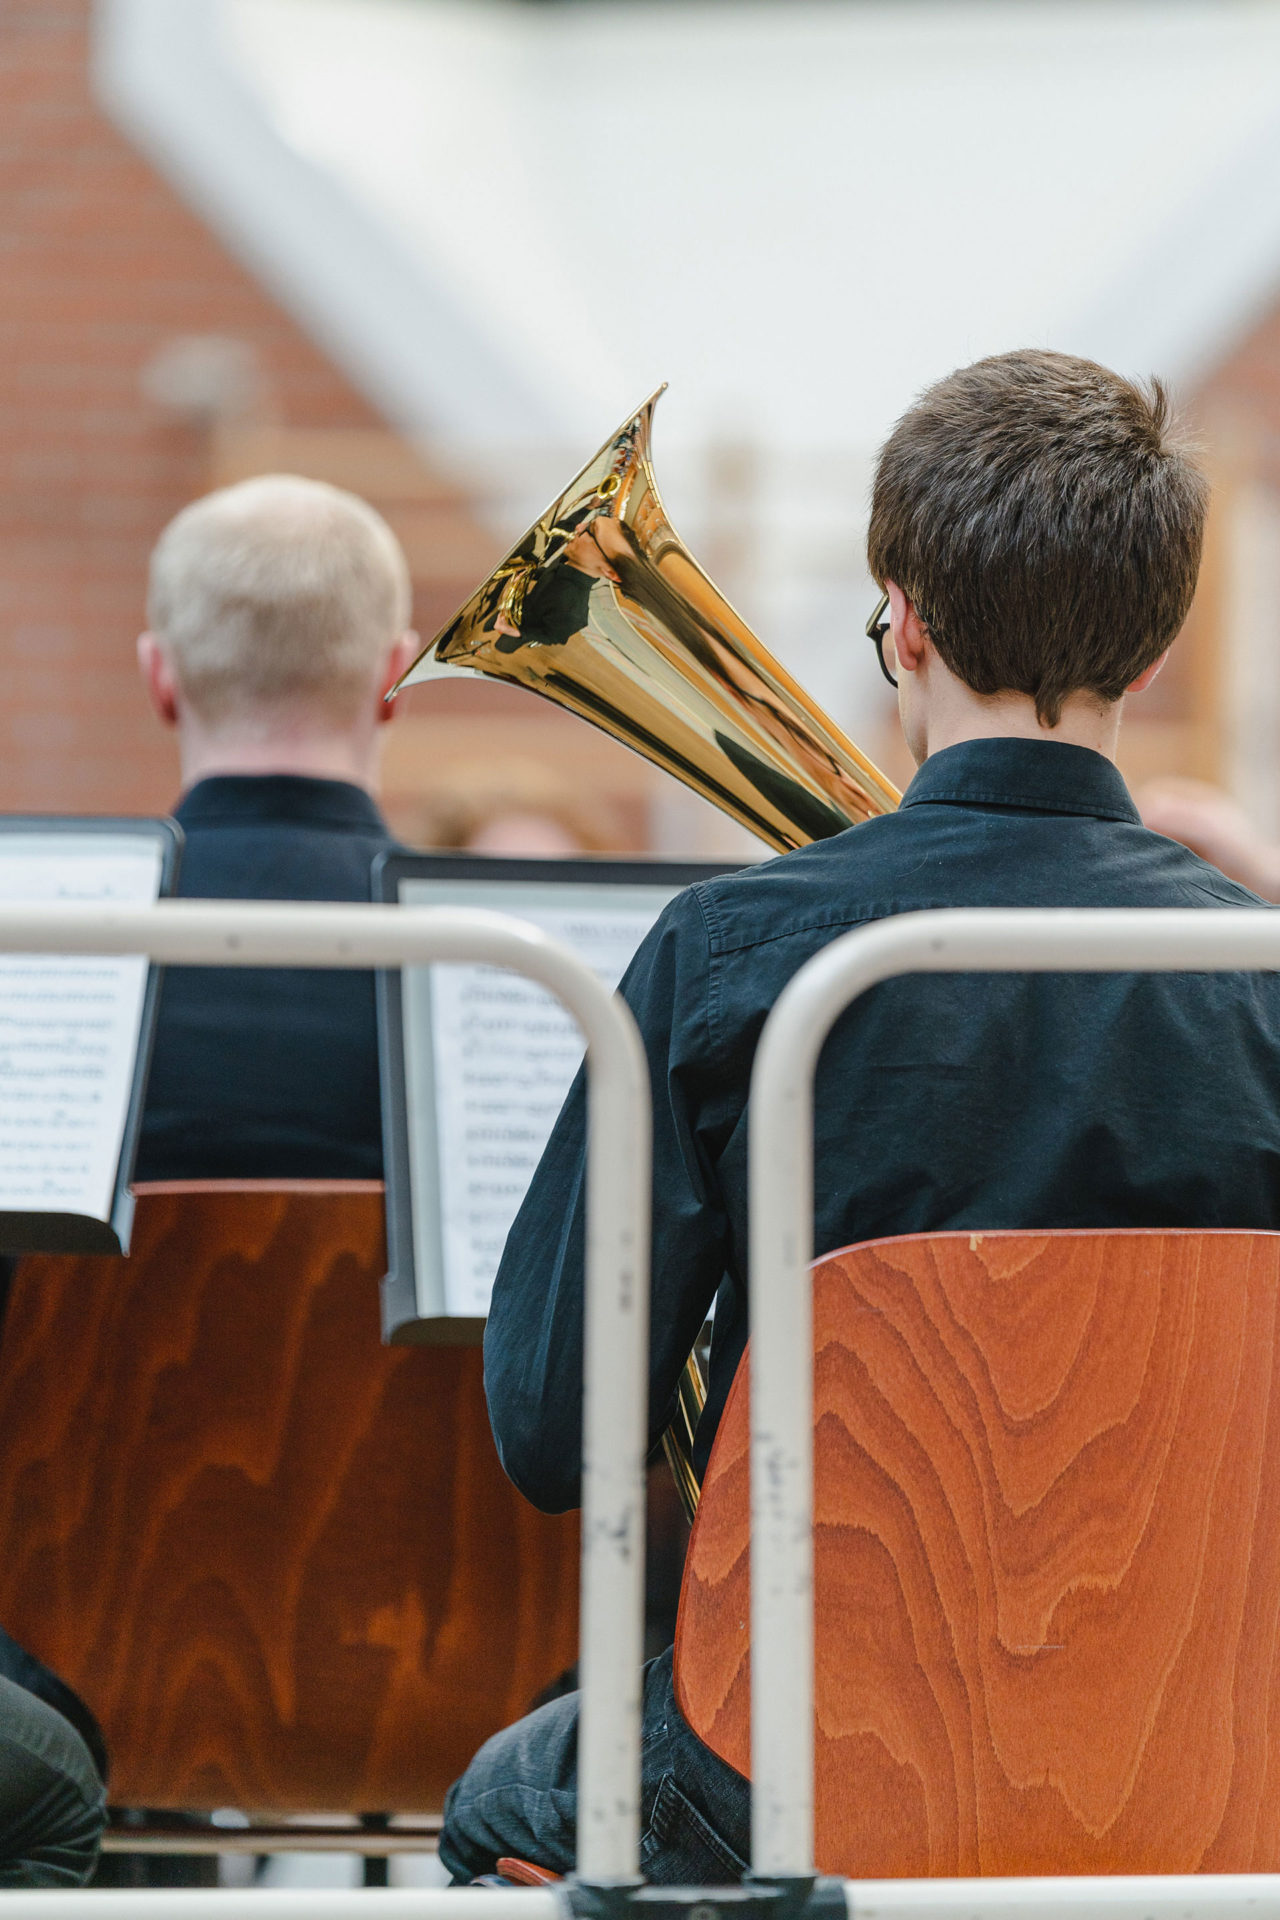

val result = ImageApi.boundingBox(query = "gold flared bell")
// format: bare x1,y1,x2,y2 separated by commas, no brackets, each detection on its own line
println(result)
391,386,900,851
393,388,902,1521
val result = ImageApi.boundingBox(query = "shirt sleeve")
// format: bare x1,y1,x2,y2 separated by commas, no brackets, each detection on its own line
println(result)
483,885,728,1513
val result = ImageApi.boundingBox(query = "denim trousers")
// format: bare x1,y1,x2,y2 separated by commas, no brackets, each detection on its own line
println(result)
441,1646,750,1885
0,1674,105,1887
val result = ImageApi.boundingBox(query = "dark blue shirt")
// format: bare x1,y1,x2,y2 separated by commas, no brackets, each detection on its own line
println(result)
486,737,1280,1514
136,774,394,1182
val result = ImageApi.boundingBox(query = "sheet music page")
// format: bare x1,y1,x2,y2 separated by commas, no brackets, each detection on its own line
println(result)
430,902,659,1316
0,837,164,1221
400,880,678,1318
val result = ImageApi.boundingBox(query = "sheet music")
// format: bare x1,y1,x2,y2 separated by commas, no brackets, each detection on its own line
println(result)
0,838,164,1221
429,905,657,1315
398,879,680,1319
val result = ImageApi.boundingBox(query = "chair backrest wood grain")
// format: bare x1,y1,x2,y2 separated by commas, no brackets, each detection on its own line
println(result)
675,1228,1280,1876
0,1182,579,1815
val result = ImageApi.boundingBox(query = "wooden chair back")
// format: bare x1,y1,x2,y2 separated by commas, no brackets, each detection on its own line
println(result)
675,1229,1280,1876
0,1182,579,1815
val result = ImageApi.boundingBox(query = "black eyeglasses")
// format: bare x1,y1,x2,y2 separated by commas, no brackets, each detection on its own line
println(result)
866,591,897,688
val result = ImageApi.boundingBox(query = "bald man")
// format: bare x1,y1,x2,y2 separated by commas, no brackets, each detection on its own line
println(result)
134,474,416,1181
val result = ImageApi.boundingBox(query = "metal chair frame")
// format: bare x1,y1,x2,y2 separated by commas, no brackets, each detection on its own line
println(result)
6,903,1280,1915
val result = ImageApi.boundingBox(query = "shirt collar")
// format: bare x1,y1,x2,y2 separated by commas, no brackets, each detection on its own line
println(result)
898,737,1141,824
174,774,388,834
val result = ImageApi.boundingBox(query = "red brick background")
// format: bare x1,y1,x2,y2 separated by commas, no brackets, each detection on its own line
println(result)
0,0,389,816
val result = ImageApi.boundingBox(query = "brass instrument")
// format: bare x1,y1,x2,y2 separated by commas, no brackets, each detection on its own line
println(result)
392,387,901,1517
658,1336,708,1520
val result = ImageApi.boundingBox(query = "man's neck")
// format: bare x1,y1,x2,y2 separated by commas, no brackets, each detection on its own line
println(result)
177,724,380,796
915,685,1123,766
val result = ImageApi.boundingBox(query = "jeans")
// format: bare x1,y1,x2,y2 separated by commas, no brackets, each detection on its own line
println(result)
441,1647,750,1886
0,1674,105,1887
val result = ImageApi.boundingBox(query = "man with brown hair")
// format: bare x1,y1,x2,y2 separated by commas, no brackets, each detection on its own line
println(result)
444,350,1280,1883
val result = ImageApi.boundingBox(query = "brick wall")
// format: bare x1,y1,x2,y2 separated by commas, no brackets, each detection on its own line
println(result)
1199,299,1280,460
0,0,394,815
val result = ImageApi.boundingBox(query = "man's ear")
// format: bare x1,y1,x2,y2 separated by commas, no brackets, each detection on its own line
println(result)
377,631,420,725
1127,650,1169,695
885,581,931,674
137,632,180,728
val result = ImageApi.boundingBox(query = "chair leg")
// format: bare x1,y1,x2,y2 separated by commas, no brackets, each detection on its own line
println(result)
360,1813,391,1887
94,1810,218,1887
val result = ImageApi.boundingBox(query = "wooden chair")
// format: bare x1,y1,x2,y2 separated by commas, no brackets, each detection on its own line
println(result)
0,1181,579,1817
676,1228,1280,1877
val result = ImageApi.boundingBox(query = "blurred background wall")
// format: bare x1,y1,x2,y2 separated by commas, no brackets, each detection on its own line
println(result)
0,0,406,816
8,0,1280,852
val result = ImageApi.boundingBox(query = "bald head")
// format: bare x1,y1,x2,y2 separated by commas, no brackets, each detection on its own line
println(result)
147,474,412,728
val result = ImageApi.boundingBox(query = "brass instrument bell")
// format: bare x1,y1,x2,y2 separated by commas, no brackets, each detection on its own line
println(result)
391,386,899,847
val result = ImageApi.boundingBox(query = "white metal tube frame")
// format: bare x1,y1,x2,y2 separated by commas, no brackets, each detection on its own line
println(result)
747,906,1280,1881
0,1898,558,1918
8,906,1280,1917
17,1880,1280,1919
0,900,650,1888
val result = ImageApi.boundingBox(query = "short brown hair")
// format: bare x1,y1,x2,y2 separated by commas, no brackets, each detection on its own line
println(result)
866,350,1208,726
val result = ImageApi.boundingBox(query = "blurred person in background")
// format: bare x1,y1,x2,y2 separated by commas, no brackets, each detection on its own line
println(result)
466,810,584,858
1139,776,1280,898
113,474,414,1887
134,475,416,1182
411,759,626,857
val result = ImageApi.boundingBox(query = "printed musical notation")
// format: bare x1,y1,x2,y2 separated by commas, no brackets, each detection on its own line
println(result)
0,842,163,1223
429,905,660,1317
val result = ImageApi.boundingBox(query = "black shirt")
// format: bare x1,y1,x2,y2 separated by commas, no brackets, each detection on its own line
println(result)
135,774,394,1182
486,737,1280,1513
